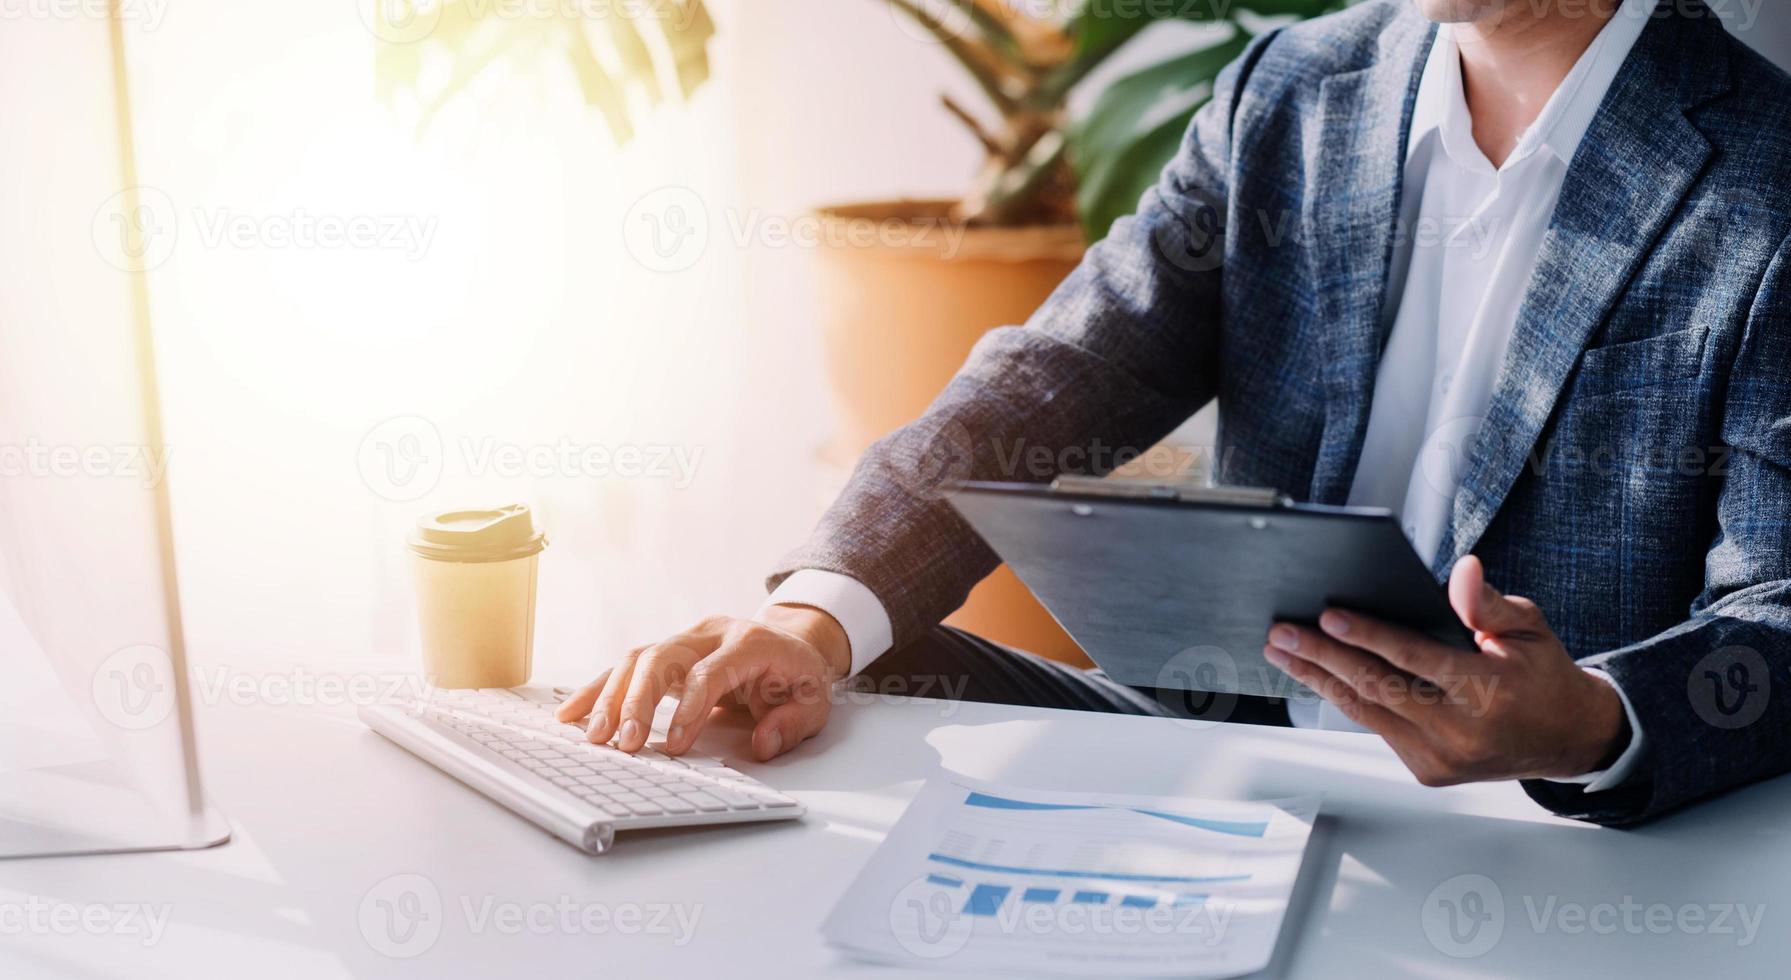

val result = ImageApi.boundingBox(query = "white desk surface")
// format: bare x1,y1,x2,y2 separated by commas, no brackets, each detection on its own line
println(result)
3,686,1784,979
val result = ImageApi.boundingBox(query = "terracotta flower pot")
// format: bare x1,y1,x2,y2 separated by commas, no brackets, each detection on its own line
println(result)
813,200,1091,667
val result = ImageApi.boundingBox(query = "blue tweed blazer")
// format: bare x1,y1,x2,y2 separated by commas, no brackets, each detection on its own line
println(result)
776,0,1791,824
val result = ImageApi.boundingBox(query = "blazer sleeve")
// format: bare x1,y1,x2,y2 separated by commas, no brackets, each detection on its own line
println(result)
1523,230,1791,825
767,32,1284,654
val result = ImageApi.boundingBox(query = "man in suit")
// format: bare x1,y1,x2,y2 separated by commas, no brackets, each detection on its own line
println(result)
561,0,1791,825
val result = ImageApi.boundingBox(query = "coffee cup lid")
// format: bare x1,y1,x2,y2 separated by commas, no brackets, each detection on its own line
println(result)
409,504,547,563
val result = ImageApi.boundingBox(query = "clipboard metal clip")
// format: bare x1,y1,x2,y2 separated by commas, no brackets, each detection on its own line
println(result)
1049,475,1286,508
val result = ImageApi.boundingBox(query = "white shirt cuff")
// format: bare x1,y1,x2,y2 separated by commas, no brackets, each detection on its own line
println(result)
1548,668,1648,793
755,569,894,678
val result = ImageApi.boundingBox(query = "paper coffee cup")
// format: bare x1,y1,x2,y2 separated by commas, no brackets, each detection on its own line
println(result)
409,504,547,689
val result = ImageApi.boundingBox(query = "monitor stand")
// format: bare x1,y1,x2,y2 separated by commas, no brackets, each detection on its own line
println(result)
0,757,229,860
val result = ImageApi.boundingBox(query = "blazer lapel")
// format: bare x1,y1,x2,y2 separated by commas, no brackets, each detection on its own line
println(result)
1431,10,1732,577
1307,15,1435,505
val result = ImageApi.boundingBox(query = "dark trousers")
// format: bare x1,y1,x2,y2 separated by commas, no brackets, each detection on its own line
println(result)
855,626,1291,728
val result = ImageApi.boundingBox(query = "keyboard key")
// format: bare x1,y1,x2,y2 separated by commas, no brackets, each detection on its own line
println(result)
710,789,759,809
745,784,795,802
678,792,727,812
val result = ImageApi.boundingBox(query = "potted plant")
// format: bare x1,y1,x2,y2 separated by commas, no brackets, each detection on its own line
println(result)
824,0,1336,445
820,0,1334,662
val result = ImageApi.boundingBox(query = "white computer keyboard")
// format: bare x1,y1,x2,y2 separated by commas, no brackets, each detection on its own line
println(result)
359,686,803,854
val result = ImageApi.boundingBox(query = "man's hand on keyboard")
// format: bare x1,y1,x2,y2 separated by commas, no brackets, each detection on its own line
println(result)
555,606,852,762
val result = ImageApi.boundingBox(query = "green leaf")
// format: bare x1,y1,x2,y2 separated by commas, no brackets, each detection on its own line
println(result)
948,0,1028,66
1066,0,1230,65
602,15,661,104
562,20,634,146
1068,28,1251,242
982,129,1068,224
662,0,716,98
1045,0,1331,101
886,0,1022,114
374,0,714,148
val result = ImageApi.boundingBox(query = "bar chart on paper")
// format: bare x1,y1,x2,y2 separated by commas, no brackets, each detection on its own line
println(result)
823,774,1320,977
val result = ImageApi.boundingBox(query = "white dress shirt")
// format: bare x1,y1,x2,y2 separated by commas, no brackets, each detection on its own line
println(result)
765,0,1658,790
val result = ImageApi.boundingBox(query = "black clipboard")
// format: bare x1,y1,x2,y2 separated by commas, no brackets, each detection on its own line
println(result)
947,477,1473,699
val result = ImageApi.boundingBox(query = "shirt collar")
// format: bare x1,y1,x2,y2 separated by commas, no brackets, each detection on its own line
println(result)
1406,0,1660,172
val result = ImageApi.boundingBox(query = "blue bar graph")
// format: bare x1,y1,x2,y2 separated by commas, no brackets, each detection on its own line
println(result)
1021,888,1061,904
926,853,1252,885
1071,891,1109,905
964,884,1011,916
963,793,1270,837
1120,895,1157,909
